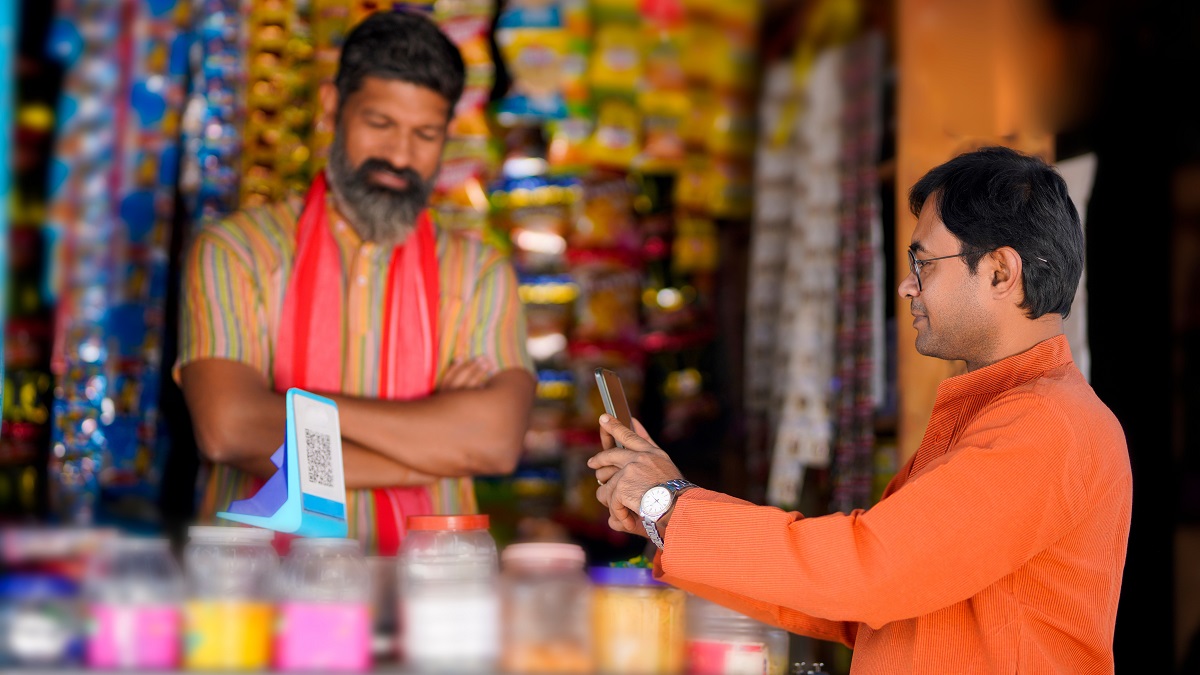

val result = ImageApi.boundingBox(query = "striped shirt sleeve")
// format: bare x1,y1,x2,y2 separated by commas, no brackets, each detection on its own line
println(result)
174,225,272,384
464,252,535,375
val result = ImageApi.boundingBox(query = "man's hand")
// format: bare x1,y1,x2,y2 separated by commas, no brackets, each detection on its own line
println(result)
588,415,684,537
438,357,493,391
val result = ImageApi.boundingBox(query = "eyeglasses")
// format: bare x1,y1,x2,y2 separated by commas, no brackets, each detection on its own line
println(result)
907,249,972,292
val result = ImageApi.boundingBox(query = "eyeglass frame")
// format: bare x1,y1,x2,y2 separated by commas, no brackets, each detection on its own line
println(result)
906,247,1049,292
906,248,978,292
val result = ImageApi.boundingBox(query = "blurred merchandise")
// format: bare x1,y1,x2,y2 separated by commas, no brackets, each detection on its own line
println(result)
83,535,184,670
398,514,500,672
0,572,84,668
685,594,790,675
590,564,686,675
182,525,278,671
275,537,372,672
500,542,593,673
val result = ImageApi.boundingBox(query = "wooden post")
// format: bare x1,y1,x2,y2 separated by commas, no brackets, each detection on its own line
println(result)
895,0,1056,461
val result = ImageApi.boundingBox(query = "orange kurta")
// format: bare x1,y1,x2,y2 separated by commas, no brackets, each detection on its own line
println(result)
656,335,1131,674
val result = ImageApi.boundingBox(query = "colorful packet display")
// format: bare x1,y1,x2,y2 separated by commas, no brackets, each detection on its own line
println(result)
495,3,570,124
520,273,579,368
491,174,580,274
241,0,315,206
585,97,641,170
45,0,189,524
437,0,497,137
571,173,639,250
181,0,244,227
567,248,643,345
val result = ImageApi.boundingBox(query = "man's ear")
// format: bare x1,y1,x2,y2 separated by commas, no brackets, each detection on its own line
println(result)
989,247,1023,298
318,83,339,133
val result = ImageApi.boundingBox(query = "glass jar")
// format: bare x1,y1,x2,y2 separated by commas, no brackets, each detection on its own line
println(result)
398,514,499,672
0,573,83,668
590,566,686,675
182,525,278,671
274,537,372,672
685,594,790,675
500,542,593,674
84,536,184,670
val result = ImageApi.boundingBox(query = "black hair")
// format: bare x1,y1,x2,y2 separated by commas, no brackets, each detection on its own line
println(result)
335,11,465,116
908,146,1084,319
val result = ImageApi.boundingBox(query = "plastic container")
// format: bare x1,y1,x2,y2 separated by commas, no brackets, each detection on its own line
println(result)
366,555,399,661
685,594,790,675
182,525,278,671
398,514,500,672
0,573,83,668
500,542,593,674
590,566,686,675
84,536,184,670
275,537,372,672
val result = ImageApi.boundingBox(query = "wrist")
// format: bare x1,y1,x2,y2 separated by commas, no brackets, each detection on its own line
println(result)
639,479,697,549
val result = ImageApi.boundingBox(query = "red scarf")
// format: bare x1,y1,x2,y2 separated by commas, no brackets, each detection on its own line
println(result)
274,172,439,553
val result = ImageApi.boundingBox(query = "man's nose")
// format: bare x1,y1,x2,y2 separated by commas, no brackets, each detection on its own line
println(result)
898,269,920,299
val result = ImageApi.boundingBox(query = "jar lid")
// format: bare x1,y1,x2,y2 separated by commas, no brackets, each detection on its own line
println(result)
588,565,665,587
186,525,275,543
406,514,490,531
501,542,586,566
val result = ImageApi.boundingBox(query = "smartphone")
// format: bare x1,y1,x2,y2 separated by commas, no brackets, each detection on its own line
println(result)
595,367,634,448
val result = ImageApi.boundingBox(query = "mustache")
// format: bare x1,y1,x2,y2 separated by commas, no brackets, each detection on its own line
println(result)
911,301,926,315
354,159,424,193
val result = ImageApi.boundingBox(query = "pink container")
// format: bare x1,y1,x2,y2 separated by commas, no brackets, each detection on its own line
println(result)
83,536,185,670
274,538,372,672
275,602,372,672
87,603,181,670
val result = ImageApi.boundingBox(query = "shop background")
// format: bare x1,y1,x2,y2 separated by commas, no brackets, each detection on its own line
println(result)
1,0,1197,673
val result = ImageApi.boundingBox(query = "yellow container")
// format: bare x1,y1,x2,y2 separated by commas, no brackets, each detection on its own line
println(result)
182,526,278,671
590,566,686,675
184,600,274,671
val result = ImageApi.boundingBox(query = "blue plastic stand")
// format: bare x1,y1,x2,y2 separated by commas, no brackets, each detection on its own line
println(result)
218,389,348,537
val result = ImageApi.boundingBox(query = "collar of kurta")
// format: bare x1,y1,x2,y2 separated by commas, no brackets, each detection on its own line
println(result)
273,171,440,400
935,334,1074,400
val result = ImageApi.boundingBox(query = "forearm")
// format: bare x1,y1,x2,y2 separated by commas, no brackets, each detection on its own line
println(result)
182,364,288,472
333,368,535,477
343,443,437,490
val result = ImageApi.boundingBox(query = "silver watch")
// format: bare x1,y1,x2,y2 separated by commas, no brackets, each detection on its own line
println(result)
639,479,697,549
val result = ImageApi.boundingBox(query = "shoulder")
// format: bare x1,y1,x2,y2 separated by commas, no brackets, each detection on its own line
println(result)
436,227,511,285
187,198,300,270
974,365,1128,476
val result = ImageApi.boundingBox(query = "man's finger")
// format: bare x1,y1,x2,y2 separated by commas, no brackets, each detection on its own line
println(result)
587,447,642,471
595,465,619,484
599,415,658,452
595,466,624,507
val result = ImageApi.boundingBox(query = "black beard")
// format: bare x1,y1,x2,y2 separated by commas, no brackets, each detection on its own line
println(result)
325,133,435,246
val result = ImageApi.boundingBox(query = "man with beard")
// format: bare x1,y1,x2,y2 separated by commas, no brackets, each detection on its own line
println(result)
175,12,535,554
588,147,1132,673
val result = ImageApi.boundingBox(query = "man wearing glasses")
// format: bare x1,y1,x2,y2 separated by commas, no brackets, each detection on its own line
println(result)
589,147,1131,673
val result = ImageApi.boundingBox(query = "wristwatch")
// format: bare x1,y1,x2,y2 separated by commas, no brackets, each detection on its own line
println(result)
639,479,698,549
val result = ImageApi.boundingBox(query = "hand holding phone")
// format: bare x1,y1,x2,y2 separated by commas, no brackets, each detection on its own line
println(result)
595,368,633,448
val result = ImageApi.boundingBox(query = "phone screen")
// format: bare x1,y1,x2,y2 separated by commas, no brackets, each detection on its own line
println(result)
595,367,633,447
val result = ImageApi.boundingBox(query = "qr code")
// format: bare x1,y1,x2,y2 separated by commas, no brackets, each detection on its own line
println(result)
305,429,334,487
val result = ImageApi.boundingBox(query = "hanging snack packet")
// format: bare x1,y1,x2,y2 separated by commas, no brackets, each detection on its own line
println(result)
586,97,641,171
568,249,643,344
495,3,570,124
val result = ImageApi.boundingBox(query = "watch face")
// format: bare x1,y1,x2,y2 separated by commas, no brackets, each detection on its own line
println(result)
640,486,673,518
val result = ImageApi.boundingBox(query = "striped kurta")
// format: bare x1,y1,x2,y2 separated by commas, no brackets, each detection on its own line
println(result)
656,335,1131,674
176,193,533,553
